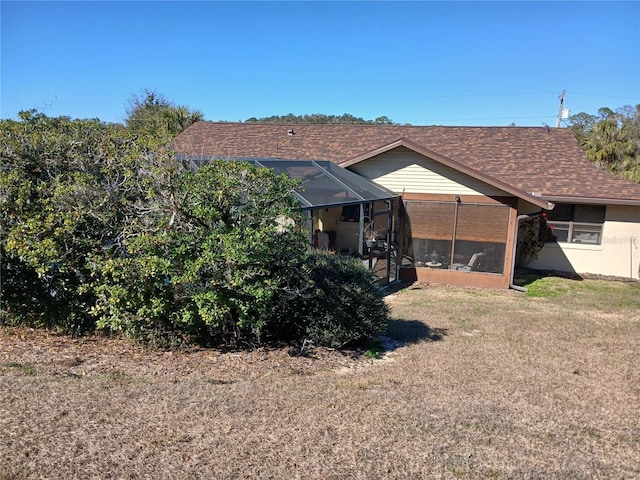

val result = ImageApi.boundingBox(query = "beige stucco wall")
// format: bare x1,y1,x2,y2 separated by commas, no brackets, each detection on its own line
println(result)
349,146,506,196
528,204,640,279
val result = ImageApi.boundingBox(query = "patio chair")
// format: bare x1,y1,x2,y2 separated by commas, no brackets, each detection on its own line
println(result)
451,252,485,272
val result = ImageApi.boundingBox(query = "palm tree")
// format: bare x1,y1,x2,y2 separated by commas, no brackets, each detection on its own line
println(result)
125,89,204,139
581,118,637,170
163,106,204,137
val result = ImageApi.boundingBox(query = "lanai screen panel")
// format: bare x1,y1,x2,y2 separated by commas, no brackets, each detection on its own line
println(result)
255,160,362,208
319,161,398,202
456,204,510,243
404,201,509,274
253,159,397,210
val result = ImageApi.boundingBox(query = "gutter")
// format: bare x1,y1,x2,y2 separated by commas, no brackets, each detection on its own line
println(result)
531,193,640,208
509,211,546,292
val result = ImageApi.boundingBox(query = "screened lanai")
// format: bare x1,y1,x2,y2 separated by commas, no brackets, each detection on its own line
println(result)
179,156,401,284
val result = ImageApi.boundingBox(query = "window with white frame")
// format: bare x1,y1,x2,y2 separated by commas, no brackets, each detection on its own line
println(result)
546,204,605,245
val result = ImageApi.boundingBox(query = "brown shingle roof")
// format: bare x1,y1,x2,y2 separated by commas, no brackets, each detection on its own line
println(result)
174,123,640,204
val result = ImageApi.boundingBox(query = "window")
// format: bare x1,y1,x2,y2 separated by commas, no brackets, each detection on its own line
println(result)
546,204,605,245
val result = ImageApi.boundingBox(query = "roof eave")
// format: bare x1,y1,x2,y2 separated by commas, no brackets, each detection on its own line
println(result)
340,138,551,210
535,194,640,207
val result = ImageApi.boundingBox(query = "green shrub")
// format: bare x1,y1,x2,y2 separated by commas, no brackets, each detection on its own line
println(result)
278,252,388,348
90,161,308,347
0,112,152,334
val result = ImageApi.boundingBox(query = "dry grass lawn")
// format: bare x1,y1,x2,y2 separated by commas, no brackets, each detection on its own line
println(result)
1,276,639,479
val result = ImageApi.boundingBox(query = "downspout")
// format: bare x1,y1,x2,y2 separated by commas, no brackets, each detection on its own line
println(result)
631,236,638,279
449,196,461,269
509,214,530,292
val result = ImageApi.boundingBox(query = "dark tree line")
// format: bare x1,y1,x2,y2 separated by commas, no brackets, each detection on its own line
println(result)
245,113,395,125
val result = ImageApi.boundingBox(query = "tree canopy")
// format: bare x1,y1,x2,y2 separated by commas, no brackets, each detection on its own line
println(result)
569,104,640,183
1,110,157,332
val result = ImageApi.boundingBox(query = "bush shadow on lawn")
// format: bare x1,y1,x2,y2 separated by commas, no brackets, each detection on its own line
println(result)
385,318,447,345
513,268,585,287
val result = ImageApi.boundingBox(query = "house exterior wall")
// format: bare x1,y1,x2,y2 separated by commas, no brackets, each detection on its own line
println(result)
347,146,640,284
528,204,640,279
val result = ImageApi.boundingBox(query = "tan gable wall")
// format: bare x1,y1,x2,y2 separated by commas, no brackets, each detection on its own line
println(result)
349,147,506,197
529,205,640,280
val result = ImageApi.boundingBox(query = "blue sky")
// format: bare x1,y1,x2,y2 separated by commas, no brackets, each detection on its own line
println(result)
2,1,639,126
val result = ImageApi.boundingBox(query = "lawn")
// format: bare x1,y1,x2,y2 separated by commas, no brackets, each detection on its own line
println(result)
1,276,639,479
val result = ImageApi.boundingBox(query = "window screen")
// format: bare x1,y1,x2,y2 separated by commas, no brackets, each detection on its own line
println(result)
456,204,510,243
404,201,509,274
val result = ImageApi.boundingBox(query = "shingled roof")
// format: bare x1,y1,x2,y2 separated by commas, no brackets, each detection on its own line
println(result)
174,123,640,205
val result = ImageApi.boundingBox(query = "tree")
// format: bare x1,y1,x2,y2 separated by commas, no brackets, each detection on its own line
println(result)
569,104,640,183
373,115,394,125
581,118,636,170
90,160,310,346
2,111,388,348
125,89,204,139
89,158,388,348
568,111,597,144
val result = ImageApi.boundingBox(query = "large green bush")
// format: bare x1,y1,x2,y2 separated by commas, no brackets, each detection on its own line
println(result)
0,111,153,333
276,252,388,348
90,161,308,347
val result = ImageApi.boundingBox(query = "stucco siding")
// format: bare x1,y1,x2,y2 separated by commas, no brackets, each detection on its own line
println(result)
349,147,506,196
529,204,640,279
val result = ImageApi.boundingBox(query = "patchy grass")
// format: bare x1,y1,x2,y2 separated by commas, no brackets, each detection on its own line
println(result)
2,362,37,376
0,277,639,479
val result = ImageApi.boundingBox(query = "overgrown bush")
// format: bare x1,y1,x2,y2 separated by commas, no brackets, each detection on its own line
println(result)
1,111,389,349
278,252,388,348
0,111,152,334
90,161,308,347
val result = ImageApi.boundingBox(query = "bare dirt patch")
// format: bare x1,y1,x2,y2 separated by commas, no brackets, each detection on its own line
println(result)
1,278,639,479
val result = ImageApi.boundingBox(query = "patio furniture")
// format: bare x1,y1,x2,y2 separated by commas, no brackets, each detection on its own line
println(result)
451,252,486,272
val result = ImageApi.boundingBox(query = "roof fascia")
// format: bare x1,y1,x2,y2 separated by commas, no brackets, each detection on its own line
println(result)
340,138,551,210
536,195,640,207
